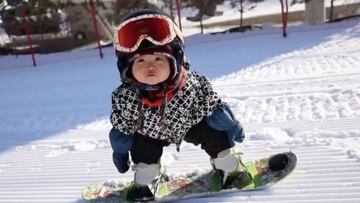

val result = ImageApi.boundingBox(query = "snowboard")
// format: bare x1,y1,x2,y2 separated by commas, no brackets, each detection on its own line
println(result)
82,151,297,202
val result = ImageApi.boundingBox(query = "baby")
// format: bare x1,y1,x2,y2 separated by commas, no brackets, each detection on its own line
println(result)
109,9,251,201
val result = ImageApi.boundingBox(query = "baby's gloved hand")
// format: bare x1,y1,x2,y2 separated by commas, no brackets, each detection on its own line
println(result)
113,152,130,173
109,128,134,174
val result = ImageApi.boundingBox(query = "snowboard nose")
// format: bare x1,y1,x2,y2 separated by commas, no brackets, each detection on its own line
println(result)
269,151,297,172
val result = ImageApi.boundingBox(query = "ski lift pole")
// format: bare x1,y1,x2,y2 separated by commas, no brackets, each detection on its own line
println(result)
175,0,182,31
89,0,103,59
22,13,37,67
279,0,288,37
285,0,288,28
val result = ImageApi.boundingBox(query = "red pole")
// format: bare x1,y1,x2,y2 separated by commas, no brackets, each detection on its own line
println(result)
175,0,182,31
22,13,37,67
285,0,288,29
89,0,103,59
279,0,287,37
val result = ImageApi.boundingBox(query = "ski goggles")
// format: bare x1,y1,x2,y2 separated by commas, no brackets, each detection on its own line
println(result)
114,14,183,53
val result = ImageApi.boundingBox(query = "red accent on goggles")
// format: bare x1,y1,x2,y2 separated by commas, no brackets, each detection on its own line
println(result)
114,14,183,53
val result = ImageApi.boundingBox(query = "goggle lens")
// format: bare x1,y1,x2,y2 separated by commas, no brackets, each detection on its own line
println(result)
116,16,175,52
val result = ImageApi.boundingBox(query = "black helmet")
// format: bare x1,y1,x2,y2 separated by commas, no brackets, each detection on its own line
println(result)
114,9,186,88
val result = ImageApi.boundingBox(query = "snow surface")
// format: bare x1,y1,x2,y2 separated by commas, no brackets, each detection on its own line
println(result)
1,13,360,203
180,0,357,36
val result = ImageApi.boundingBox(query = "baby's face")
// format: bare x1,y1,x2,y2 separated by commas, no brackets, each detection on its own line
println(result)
132,54,171,85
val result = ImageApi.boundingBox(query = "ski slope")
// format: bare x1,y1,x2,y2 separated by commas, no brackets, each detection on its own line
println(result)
0,18,360,203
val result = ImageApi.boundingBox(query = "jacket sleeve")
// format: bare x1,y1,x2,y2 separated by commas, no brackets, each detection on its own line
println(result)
110,88,136,135
109,87,135,173
205,103,245,145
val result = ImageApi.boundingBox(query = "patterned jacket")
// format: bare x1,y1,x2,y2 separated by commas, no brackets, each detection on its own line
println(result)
110,71,223,146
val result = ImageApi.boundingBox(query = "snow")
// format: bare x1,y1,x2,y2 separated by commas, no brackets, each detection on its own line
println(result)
180,0,358,36
1,9,360,203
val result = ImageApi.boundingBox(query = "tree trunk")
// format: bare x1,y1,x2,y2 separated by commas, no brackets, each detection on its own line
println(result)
329,0,334,21
239,0,243,27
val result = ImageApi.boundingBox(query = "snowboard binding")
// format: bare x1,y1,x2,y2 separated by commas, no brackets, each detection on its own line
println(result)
210,148,252,191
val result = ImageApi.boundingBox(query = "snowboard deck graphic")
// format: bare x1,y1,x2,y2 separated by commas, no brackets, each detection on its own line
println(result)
82,151,297,202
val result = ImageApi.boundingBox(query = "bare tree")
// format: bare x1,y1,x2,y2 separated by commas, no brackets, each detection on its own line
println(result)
111,0,157,24
329,0,335,21
290,0,309,6
186,0,225,21
230,0,263,27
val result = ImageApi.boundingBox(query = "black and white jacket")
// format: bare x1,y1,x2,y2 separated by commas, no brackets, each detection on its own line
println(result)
110,71,223,146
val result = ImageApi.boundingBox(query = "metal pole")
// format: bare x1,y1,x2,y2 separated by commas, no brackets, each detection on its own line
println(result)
89,0,103,59
175,0,182,31
169,0,174,21
284,0,288,36
22,13,37,67
279,0,287,37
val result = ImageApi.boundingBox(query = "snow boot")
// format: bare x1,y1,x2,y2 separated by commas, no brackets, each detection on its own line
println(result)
123,162,169,201
210,148,252,191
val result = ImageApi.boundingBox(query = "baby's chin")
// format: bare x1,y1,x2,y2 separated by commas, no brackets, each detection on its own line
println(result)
142,77,167,85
